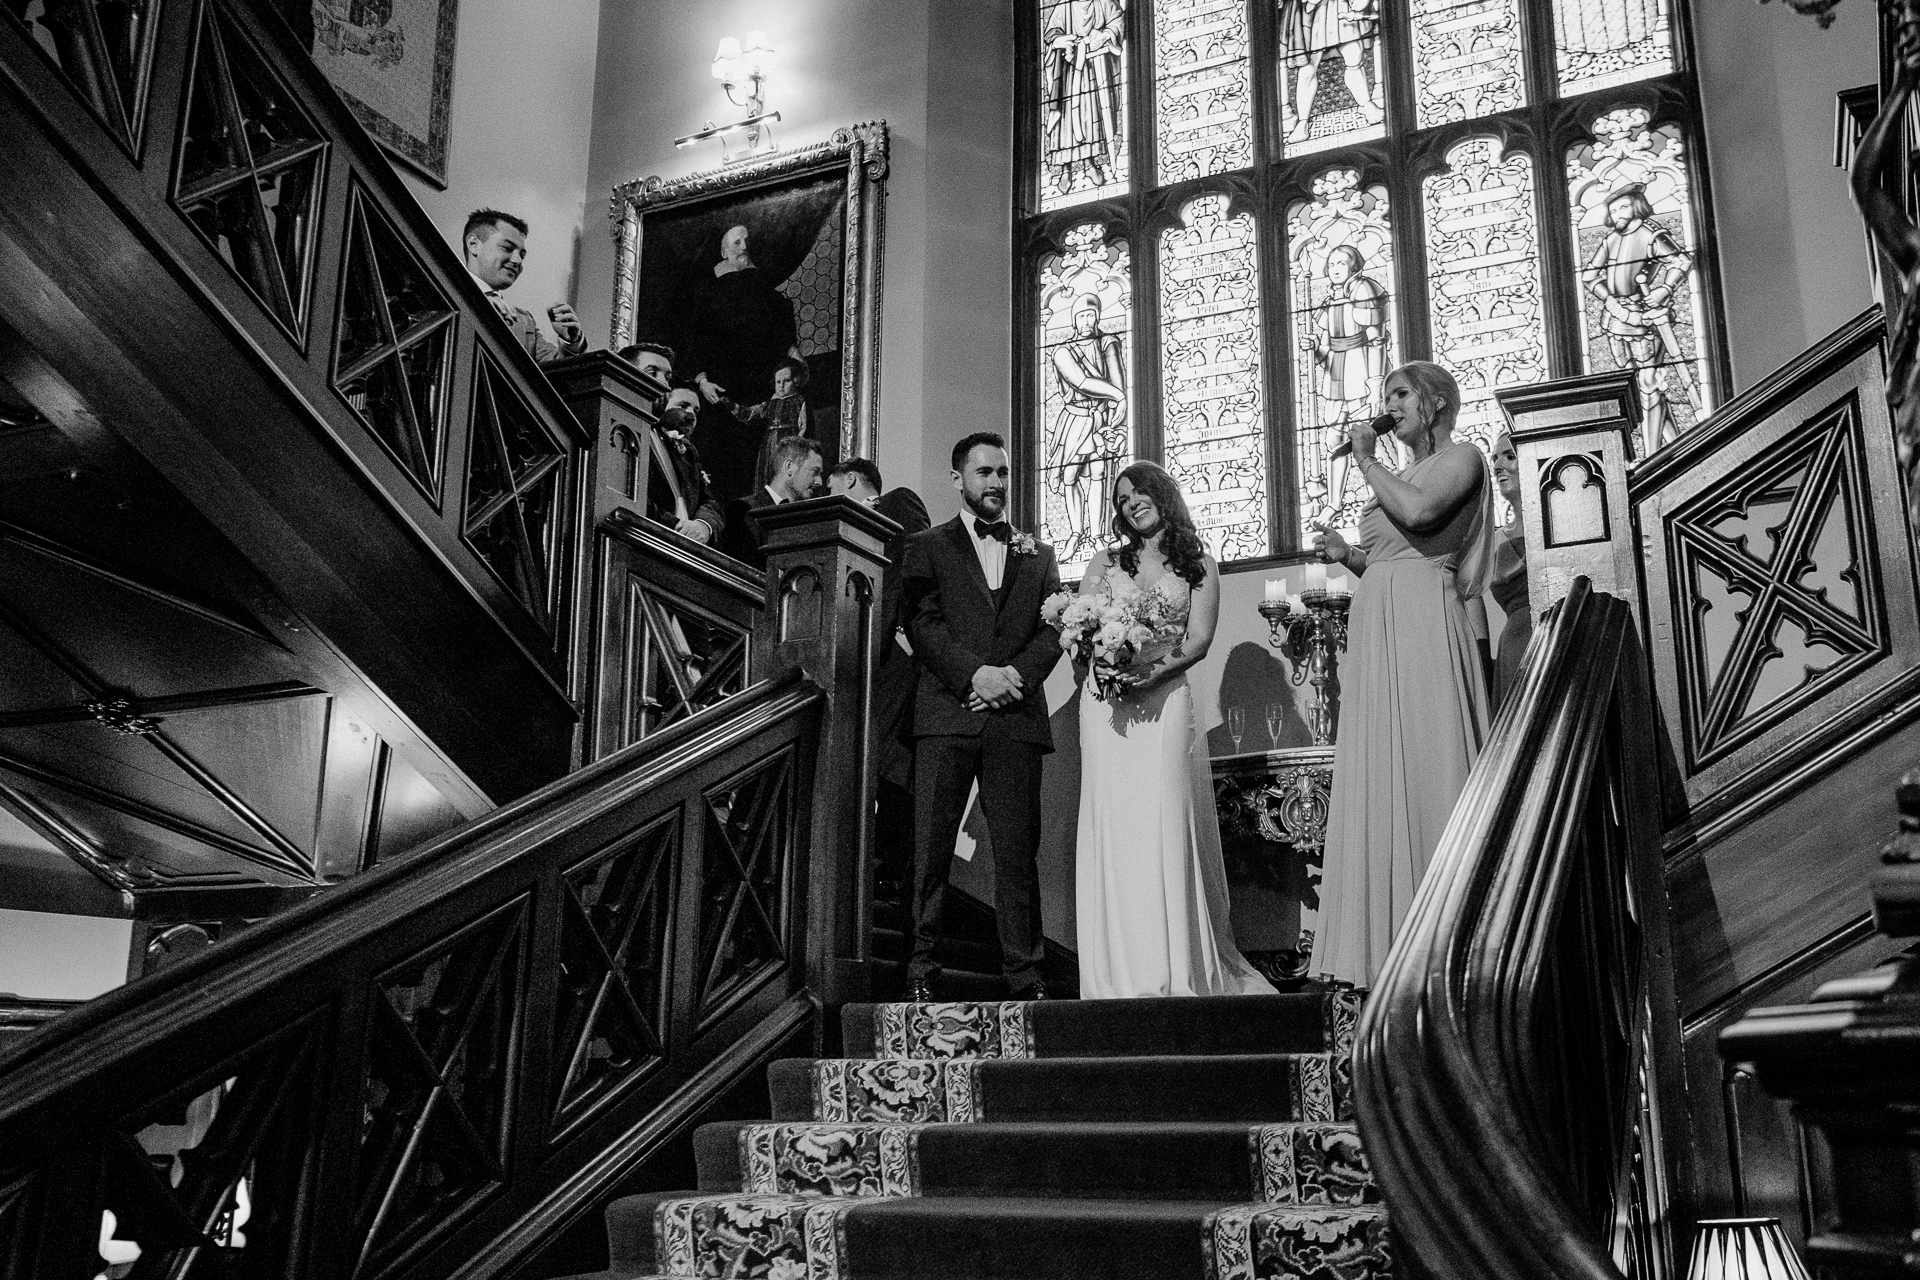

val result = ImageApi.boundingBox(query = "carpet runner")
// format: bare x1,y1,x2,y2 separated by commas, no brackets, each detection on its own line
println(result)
569,990,1393,1280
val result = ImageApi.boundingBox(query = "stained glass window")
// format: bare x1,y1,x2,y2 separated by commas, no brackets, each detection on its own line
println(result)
1020,0,1717,567
1039,0,1131,211
1274,0,1385,157
1567,106,1711,451
1411,0,1526,128
1156,0,1253,184
1288,171,1396,535
1161,195,1269,561
1555,0,1673,97
1038,223,1134,578
1423,137,1549,456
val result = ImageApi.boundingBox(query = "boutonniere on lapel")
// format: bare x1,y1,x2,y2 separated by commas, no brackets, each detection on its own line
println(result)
1009,530,1038,556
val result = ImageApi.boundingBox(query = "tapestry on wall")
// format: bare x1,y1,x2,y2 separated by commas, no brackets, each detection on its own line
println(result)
298,0,460,186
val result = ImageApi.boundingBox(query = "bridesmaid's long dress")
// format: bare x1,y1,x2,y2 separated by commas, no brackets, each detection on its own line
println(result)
1489,528,1533,709
1076,569,1277,999
1315,444,1496,989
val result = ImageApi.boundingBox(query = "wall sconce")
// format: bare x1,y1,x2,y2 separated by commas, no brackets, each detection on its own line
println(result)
673,30,780,164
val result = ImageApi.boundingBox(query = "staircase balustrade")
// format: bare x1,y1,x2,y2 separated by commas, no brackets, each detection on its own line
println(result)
0,675,830,1280
0,0,603,798
1353,578,1681,1280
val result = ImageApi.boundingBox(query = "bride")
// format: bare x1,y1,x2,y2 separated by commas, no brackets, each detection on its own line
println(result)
1074,462,1276,999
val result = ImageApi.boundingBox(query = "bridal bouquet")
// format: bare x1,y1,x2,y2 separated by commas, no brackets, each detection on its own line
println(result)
1042,576,1185,702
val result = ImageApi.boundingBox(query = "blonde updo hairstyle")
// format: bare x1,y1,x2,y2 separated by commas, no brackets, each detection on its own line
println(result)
1388,360,1463,443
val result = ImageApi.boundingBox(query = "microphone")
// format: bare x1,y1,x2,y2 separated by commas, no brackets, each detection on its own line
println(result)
1328,413,1397,460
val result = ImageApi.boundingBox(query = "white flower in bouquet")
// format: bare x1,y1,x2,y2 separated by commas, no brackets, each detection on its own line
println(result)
1124,623,1155,650
1040,592,1069,628
1095,619,1128,655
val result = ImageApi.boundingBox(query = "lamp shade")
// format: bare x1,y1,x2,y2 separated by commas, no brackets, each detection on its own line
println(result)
1687,1219,1811,1280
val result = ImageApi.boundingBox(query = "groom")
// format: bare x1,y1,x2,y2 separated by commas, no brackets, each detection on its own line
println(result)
900,432,1064,1002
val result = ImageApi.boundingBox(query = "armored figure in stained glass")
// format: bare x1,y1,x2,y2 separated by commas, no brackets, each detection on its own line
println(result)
1300,245,1386,522
1048,293,1129,557
1278,0,1384,143
1044,1,1127,196
1581,182,1697,451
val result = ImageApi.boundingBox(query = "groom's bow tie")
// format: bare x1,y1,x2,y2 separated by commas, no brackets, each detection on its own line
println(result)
973,519,1010,543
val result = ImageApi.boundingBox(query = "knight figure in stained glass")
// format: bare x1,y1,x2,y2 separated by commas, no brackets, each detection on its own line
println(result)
1580,184,1695,449
1043,1,1128,204
1049,293,1130,556
1278,0,1385,148
1289,171,1395,533
1568,108,1705,452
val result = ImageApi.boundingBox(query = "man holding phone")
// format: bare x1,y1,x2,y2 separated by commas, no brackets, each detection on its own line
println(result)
461,208,586,365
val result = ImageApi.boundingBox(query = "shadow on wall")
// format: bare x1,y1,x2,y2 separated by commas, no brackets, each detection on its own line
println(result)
1207,642,1312,756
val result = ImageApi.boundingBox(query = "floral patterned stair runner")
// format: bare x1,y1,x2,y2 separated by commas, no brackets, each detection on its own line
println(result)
631,991,1392,1280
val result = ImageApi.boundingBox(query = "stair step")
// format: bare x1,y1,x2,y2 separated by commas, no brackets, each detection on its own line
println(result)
869,925,1004,973
693,1119,1375,1204
606,1192,1392,1280
842,991,1346,1060
866,959,1011,1002
768,1052,1349,1124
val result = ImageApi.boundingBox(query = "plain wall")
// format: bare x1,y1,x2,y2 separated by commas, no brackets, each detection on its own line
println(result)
397,0,602,348
0,908,130,1002
575,0,1013,508
1695,1,1878,390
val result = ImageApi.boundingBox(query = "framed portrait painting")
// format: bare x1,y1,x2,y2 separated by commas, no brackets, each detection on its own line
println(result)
302,0,460,186
610,122,889,484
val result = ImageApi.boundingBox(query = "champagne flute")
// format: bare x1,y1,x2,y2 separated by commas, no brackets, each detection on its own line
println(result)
1227,706,1245,754
1266,701,1286,749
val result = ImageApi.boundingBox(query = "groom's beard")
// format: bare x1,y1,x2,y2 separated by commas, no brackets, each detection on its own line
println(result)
962,490,1006,521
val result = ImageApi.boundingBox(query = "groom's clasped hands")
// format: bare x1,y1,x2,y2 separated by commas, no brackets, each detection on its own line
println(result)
964,663,1025,712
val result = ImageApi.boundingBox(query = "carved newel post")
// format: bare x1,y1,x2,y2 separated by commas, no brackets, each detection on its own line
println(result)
751,495,897,1009
1494,370,1646,620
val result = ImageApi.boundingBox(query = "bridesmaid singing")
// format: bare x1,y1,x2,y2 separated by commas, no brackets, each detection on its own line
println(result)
1309,361,1496,990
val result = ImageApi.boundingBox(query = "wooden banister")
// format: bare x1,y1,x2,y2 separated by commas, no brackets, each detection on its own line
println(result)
1354,578,1684,1280
0,674,829,1279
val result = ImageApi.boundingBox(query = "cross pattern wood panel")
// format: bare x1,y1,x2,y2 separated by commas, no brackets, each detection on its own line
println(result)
2,0,160,157
549,819,677,1132
624,580,751,742
696,752,796,1025
93,1015,326,1279
1668,398,1882,766
333,182,457,500
0,526,474,904
170,0,326,343
462,353,569,632
1638,342,1920,812
354,901,525,1280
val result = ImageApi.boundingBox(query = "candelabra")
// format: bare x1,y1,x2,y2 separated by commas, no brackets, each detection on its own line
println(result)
1257,589,1350,746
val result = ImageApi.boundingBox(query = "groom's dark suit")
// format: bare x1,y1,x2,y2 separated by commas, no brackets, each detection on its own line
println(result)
901,514,1063,992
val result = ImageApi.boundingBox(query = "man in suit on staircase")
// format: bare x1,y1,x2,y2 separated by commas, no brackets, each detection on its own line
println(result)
719,435,824,568
647,388,726,546
462,208,586,365
900,432,1063,1002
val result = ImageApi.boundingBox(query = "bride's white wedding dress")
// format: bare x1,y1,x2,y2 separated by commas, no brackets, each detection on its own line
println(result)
1076,566,1277,999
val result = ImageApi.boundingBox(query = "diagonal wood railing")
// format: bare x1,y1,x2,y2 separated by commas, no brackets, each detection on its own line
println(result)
1354,578,1685,1280
0,675,830,1280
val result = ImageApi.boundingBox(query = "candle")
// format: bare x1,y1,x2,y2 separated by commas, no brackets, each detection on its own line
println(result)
1264,577,1284,602
1287,592,1305,616
1304,562,1327,592
1328,571,1352,596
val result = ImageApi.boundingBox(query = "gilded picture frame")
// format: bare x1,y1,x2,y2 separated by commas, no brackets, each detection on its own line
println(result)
609,121,889,464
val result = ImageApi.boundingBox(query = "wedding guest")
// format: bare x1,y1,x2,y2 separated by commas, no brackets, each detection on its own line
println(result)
1488,429,1532,707
1310,360,1496,990
617,341,675,392
829,458,932,904
645,389,725,546
719,436,823,568
462,209,585,364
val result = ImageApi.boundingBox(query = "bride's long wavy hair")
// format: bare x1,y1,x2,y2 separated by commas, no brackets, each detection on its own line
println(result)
1109,461,1208,588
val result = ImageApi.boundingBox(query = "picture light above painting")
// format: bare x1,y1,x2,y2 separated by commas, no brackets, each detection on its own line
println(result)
609,121,890,467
